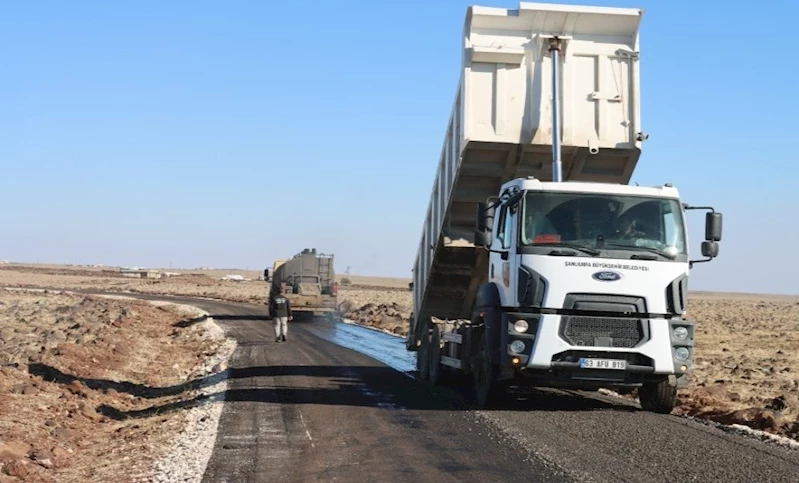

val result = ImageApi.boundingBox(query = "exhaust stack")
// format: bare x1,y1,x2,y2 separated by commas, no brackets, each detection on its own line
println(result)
550,37,563,183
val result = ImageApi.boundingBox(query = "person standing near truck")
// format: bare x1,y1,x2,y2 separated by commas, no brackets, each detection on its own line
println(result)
268,292,293,342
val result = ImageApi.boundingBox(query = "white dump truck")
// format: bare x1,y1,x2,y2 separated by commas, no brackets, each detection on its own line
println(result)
407,2,723,413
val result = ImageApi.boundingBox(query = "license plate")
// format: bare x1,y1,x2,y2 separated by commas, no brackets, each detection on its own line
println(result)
579,358,627,370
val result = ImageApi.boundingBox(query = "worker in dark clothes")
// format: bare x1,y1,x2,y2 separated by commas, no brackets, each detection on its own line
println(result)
268,292,293,342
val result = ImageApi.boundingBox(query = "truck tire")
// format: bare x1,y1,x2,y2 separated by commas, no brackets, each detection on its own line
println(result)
429,323,453,386
473,330,502,407
416,318,431,382
638,378,677,414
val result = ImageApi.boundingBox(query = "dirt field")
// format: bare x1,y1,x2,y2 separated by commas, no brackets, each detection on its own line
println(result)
0,287,233,482
674,296,799,438
0,265,413,335
1,263,798,443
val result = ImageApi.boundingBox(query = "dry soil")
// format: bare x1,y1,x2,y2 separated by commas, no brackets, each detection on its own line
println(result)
0,287,231,482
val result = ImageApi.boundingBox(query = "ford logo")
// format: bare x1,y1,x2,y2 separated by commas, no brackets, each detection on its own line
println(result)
592,271,622,282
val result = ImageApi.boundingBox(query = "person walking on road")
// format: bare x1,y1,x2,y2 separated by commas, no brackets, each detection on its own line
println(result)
268,292,293,342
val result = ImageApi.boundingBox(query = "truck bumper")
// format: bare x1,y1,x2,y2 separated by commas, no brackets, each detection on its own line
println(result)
500,312,695,384
285,295,337,312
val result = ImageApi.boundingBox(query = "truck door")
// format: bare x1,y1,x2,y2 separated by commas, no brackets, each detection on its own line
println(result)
489,202,518,307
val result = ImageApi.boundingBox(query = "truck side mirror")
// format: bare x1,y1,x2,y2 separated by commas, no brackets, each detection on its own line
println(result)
705,212,722,241
263,268,270,281
684,205,722,269
701,241,719,258
474,201,495,248
475,231,491,248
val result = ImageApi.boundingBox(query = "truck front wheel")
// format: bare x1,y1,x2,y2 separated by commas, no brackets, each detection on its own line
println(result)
473,331,502,407
638,378,678,414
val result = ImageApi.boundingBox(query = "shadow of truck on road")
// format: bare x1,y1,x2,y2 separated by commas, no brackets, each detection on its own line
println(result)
29,361,637,421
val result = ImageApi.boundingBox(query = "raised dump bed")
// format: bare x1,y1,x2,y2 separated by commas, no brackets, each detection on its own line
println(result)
408,2,646,349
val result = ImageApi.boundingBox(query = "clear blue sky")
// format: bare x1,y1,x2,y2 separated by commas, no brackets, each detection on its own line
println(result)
1,0,797,295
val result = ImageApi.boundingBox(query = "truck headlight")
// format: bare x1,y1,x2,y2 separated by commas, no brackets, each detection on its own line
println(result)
509,340,526,354
674,347,690,361
513,319,529,333
673,326,688,340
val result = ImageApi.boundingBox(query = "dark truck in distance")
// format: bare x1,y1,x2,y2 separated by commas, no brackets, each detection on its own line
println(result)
264,248,339,318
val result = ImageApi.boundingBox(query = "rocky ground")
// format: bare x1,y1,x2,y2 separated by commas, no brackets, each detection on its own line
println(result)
336,284,410,336
0,287,235,482
2,264,799,443
672,297,799,439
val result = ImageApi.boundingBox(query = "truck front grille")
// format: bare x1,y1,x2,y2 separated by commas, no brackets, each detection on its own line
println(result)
561,316,644,348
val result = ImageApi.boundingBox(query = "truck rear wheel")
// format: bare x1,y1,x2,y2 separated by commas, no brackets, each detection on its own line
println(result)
429,323,454,386
416,318,431,381
638,378,677,414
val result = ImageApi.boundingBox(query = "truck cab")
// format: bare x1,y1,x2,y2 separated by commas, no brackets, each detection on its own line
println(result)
470,178,722,411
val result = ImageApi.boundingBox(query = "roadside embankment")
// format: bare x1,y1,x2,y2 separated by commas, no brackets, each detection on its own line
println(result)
0,288,236,482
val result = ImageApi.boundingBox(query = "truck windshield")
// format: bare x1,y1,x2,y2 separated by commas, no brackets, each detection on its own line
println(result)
519,191,687,257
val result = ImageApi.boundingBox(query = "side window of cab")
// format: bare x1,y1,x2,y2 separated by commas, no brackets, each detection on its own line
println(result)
495,205,508,248
502,206,514,249
495,205,514,250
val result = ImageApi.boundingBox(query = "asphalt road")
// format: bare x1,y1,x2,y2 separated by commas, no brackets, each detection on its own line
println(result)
117,295,799,482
